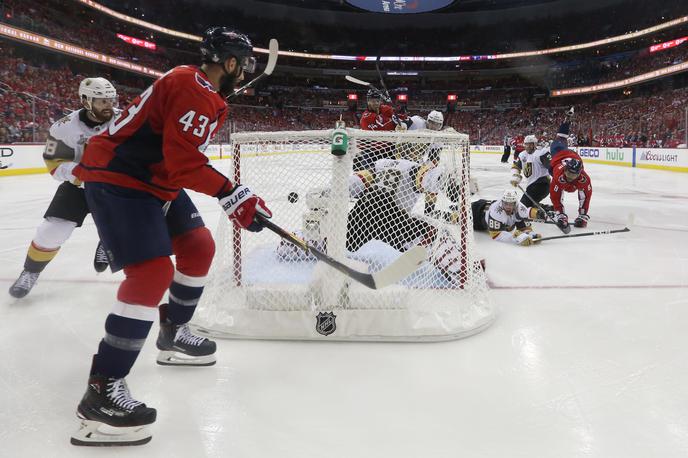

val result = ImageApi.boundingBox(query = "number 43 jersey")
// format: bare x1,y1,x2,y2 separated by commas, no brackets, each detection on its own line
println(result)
74,65,232,201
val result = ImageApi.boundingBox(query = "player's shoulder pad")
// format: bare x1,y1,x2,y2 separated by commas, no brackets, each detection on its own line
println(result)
49,110,79,138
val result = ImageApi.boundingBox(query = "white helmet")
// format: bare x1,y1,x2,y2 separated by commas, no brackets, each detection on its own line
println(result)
426,110,444,131
524,134,538,145
79,77,117,110
501,189,518,205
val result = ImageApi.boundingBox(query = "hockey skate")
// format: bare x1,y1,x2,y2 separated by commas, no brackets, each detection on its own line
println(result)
93,241,109,273
8,270,39,298
156,304,216,366
71,374,156,446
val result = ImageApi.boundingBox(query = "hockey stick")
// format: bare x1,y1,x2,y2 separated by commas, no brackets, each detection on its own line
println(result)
535,227,630,242
255,214,426,290
227,38,279,100
516,183,569,234
344,75,390,102
375,57,390,98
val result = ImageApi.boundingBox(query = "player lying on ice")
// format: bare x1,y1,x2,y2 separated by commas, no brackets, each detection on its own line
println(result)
277,124,479,286
471,190,545,246
68,26,272,446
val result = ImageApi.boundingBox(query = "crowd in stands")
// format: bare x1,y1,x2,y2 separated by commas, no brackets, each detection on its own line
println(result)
0,46,137,142
1,45,685,148
548,43,688,89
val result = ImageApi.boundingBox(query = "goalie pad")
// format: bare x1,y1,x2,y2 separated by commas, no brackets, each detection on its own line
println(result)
429,232,462,281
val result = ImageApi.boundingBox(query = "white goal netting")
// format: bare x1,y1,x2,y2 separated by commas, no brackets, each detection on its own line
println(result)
194,128,494,341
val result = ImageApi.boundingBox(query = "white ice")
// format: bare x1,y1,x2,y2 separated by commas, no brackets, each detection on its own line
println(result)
1,154,687,457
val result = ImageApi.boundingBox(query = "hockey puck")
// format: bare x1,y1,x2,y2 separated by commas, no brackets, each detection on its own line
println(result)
287,192,299,203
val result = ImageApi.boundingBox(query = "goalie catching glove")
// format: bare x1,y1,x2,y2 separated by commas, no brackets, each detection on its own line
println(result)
219,184,272,232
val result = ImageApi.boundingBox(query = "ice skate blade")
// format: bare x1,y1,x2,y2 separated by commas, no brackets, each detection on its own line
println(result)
156,350,216,366
70,419,152,447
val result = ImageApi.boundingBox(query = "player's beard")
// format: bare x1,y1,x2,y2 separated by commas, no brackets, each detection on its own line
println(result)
91,107,114,123
219,66,244,99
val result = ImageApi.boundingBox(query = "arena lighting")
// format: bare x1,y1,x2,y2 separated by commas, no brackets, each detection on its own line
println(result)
0,23,164,78
116,33,156,50
347,93,358,100
447,94,458,101
75,0,688,62
649,36,688,53
550,60,688,97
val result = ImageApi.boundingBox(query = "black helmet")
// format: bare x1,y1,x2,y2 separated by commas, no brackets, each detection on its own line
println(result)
564,158,583,174
367,87,390,104
200,26,256,73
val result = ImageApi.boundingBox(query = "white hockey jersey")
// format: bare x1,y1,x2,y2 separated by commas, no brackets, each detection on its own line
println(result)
516,148,551,187
45,108,120,182
408,115,427,131
485,200,531,243
350,158,444,213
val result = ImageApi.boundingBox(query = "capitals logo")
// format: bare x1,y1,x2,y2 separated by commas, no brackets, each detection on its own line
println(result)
195,73,216,93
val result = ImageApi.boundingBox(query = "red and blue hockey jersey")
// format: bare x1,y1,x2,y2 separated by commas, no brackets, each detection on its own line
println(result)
74,65,232,200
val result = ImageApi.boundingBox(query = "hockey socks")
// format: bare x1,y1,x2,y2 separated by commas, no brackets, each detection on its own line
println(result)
94,310,155,379
24,242,60,273
166,271,206,324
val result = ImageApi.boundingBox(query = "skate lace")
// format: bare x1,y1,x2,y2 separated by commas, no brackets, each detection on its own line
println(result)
107,379,143,411
95,245,108,262
175,324,206,346
15,271,39,290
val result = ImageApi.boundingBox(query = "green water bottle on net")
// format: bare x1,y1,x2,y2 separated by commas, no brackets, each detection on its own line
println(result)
331,117,348,157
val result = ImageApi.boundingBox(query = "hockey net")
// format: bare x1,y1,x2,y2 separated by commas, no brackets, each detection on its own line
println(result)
194,129,494,341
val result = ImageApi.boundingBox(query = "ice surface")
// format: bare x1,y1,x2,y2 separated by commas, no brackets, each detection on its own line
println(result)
1,155,687,457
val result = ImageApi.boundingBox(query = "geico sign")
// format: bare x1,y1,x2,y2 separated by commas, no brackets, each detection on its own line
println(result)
578,148,600,158
0,147,14,158
639,151,678,162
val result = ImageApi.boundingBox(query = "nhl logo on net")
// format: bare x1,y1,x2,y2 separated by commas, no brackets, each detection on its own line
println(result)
315,312,337,336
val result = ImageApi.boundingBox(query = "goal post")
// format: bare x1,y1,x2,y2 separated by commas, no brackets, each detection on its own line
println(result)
194,128,494,341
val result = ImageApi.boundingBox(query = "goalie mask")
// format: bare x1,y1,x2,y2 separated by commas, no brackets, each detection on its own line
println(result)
79,77,117,122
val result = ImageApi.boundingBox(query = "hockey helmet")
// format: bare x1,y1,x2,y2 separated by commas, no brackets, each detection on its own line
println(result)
524,135,538,145
201,27,256,73
79,77,117,110
366,88,390,104
564,158,583,180
501,189,518,214
426,110,444,131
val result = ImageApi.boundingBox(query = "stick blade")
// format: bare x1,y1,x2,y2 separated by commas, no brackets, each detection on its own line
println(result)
372,246,427,289
345,75,371,87
264,39,279,75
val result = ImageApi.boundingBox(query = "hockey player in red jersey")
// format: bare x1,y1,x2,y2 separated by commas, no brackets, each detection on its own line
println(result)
549,149,592,231
355,88,409,170
511,134,525,161
360,88,396,131
70,27,272,447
